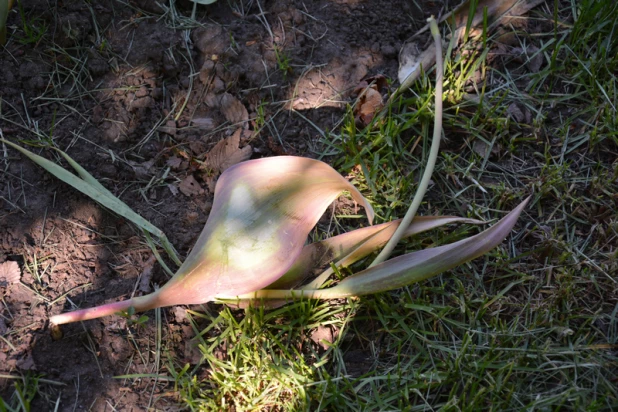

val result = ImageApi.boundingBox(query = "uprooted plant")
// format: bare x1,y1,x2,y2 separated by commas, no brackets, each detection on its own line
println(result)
0,17,529,327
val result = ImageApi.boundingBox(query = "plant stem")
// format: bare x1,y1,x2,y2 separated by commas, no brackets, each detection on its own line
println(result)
219,288,341,303
49,294,158,325
368,15,444,268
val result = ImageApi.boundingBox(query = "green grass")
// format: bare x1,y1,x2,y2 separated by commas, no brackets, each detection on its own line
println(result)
0,373,64,412
166,0,618,410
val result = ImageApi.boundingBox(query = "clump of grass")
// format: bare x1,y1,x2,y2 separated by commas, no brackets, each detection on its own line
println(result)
0,373,64,411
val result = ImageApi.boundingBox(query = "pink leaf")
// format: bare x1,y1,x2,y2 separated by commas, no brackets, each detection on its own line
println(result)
50,156,373,325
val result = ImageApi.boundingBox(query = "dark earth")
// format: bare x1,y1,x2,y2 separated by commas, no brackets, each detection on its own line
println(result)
0,0,462,409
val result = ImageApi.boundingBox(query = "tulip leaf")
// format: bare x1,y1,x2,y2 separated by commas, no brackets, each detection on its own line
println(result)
49,156,373,324
219,197,529,303
267,215,484,291
320,197,530,298
166,156,373,303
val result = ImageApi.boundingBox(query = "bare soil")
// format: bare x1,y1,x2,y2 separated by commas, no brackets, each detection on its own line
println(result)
0,0,454,409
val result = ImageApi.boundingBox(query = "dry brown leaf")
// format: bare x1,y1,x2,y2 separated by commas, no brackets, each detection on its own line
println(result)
0,261,20,284
184,340,202,364
168,183,180,196
398,36,437,88
204,93,219,108
310,325,338,350
524,45,543,73
220,93,249,128
166,156,183,169
450,0,547,43
355,86,384,126
128,159,155,179
16,353,36,370
191,117,216,131
138,255,157,293
203,174,217,193
158,120,177,137
203,129,253,173
472,139,502,158
507,103,525,123
178,175,205,196
172,306,188,323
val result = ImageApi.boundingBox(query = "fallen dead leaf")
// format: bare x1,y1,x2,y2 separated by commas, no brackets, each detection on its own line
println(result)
267,135,288,156
158,120,177,137
398,35,437,89
138,255,157,293
16,353,36,370
354,74,389,94
128,159,155,179
199,60,216,84
184,339,203,364
520,45,543,73
355,86,384,127
507,103,525,123
310,325,338,350
178,175,205,196
203,129,253,173
166,156,183,169
191,117,217,131
189,140,208,155
172,307,188,323
204,93,219,108
203,174,217,194
168,183,180,196
472,139,502,158
220,93,249,129
0,261,20,284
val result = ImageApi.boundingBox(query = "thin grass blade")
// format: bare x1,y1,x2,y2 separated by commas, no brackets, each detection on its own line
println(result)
2,139,182,266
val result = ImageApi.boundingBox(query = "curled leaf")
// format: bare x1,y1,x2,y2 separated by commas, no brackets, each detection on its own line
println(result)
231,215,483,308
50,156,373,325
223,197,529,303
268,215,483,291
320,197,530,298
355,87,384,127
